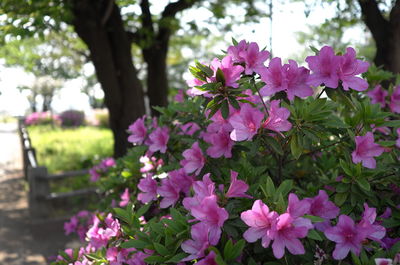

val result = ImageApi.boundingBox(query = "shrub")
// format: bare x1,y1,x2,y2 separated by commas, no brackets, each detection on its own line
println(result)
59,110,85,127
25,111,58,126
54,41,400,265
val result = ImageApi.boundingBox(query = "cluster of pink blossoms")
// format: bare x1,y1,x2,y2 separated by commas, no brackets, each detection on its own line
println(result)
64,210,96,242
368,85,400,113
89,157,116,182
241,192,385,260
127,116,169,154
181,171,250,262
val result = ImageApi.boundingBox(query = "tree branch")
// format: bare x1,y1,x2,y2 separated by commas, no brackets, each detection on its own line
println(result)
390,0,400,26
357,0,389,43
140,0,154,32
161,0,200,18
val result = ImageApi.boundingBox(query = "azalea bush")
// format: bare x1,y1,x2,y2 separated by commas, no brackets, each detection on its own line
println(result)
54,40,400,265
25,111,59,125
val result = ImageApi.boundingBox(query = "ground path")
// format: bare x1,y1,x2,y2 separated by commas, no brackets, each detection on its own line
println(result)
0,122,79,264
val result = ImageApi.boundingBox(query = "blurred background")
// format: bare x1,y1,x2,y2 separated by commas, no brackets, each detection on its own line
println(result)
0,0,398,264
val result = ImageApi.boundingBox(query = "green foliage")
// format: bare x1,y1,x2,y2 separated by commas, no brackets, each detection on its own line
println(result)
29,125,113,173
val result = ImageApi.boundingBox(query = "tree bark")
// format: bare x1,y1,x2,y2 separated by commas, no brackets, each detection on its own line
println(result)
139,0,200,115
143,42,169,115
358,0,400,74
70,0,145,157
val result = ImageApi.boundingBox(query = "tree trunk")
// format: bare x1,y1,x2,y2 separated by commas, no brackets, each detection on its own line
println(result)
143,45,169,116
71,0,145,158
358,0,400,74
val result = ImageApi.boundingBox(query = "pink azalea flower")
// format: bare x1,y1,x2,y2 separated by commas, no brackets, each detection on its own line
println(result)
286,193,312,220
157,178,180,208
207,110,234,133
137,175,158,203
183,173,216,211
324,215,365,260
180,142,206,175
226,170,252,198
306,190,339,220
266,194,313,259
238,42,270,75
174,89,185,103
262,100,292,133
396,128,400,148
259,58,313,100
229,104,264,141
306,46,341,88
351,132,384,169
186,77,208,97
190,195,229,245
194,251,218,265
375,258,393,265
205,130,234,158
337,47,369,91
359,203,386,242
390,85,400,113
241,200,279,247
227,40,248,62
368,85,388,108
146,126,169,153
181,222,211,261
210,56,244,88
101,158,116,168
119,188,130,207
179,122,201,136
86,214,120,249
169,168,195,195
269,212,311,259
128,117,147,144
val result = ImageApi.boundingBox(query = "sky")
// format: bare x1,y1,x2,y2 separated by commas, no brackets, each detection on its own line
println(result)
0,1,366,116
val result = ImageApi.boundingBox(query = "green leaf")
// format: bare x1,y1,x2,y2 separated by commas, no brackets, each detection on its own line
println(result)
303,215,325,222
166,252,189,263
339,159,353,177
334,192,348,206
309,45,319,54
379,140,396,147
275,179,293,199
113,207,130,224
265,136,283,155
136,203,151,217
195,61,213,77
381,120,400,128
290,134,302,159
307,229,323,241
153,242,169,256
121,239,149,249
232,37,238,46
356,177,370,191
121,170,132,177
144,255,168,263
265,176,276,195
221,100,229,119
228,96,240,110
216,68,225,85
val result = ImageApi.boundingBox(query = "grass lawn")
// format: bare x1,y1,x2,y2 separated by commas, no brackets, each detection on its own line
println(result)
28,125,113,193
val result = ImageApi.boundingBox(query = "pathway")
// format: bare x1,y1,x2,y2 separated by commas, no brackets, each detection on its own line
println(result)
0,122,79,264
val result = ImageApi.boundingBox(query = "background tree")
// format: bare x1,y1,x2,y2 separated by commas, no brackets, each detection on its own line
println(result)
18,76,63,112
0,0,265,157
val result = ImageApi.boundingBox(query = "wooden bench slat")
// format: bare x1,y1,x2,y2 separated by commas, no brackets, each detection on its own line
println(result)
39,169,90,180
44,187,99,200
